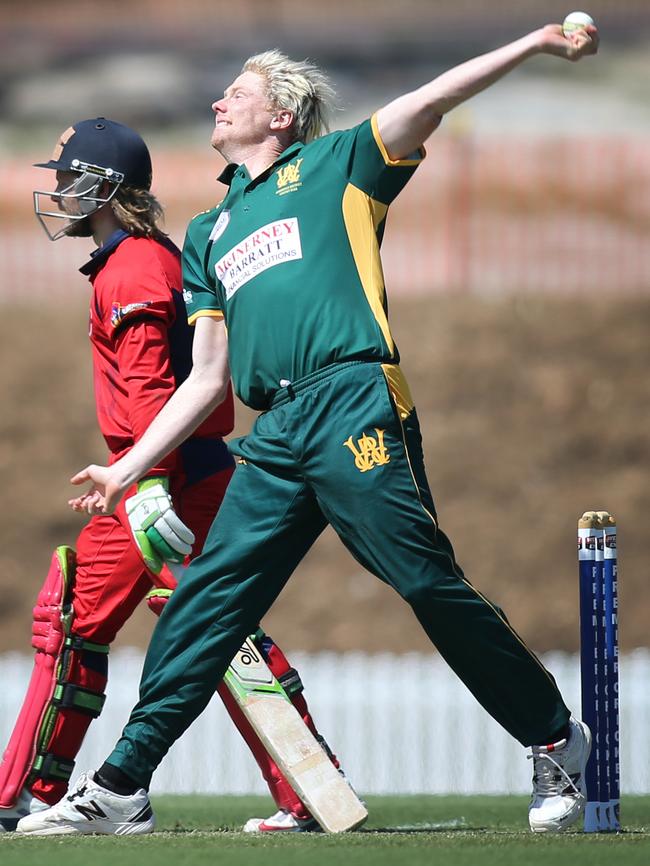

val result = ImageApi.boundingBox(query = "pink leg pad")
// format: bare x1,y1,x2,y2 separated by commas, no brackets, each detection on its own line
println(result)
0,548,75,807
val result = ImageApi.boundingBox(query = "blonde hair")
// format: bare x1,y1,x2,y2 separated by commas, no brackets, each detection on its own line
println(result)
110,186,166,239
242,50,336,143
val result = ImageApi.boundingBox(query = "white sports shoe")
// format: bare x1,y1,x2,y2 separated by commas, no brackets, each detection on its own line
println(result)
243,809,320,833
528,717,592,833
0,787,49,832
15,772,154,836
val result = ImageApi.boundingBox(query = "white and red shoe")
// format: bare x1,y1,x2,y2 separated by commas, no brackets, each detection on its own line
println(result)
243,808,320,833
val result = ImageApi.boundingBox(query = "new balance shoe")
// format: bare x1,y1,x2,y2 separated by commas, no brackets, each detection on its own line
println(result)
528,716,592,833
0,787,49,833
16,771,154,836
243,808,320,833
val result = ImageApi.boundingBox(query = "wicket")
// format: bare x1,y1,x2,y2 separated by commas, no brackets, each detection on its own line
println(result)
577,510,620,832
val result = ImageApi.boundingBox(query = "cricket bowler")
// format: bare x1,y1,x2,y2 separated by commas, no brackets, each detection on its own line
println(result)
17,19,598,836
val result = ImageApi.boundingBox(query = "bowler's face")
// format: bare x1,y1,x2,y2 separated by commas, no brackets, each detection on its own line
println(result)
211,71,275,153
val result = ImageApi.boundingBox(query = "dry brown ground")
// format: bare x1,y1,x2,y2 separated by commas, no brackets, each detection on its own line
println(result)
0,295,648,655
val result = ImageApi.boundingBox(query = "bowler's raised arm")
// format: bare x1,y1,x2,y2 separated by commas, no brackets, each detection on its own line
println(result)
376,23,598,160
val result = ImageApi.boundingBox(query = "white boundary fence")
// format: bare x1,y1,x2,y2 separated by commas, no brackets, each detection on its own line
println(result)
2,650,649,795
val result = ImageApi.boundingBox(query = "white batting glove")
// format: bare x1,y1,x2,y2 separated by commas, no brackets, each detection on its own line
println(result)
126,478,195,575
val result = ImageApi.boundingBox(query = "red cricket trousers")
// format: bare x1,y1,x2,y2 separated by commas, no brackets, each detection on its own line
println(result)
32,466,321,819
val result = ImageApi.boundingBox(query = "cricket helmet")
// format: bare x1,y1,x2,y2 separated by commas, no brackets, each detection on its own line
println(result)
33,117,152,241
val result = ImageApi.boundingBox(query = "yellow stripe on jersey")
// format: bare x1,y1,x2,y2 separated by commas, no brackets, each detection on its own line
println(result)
341,184,395,357
381,364,415,420
370,113,425,167
187,309,224,326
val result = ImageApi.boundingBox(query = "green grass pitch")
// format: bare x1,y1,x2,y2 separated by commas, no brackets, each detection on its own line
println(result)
2,795,650,866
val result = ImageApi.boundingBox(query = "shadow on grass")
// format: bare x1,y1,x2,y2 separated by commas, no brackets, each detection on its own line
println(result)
162,819,484,836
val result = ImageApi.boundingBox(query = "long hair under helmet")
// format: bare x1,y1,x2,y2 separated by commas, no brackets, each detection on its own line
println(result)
33,117,152,241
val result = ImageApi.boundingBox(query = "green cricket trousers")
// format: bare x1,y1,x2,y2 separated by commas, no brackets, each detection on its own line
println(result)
107,360,570,787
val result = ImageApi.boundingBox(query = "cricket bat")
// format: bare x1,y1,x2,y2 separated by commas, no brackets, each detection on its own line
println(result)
224,637,368,833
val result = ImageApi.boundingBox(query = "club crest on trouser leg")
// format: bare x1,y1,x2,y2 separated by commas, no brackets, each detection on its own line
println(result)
343,429,390,473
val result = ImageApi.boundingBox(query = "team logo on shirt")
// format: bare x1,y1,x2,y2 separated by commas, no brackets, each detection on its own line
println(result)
276,159,303,196
215,218,303,299
209,210,231,242
110,300,153,329
343,429,391,473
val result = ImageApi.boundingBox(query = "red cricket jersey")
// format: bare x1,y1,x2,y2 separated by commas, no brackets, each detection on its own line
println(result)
81,231,234,479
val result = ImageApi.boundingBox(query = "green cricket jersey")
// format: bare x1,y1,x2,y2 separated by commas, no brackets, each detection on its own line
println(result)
182,115,423,410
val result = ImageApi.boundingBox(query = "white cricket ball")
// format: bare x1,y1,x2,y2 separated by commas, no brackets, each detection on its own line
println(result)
562,11,595,36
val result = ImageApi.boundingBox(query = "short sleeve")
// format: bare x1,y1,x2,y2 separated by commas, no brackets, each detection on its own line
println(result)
182,215,225,326
326,115,424,205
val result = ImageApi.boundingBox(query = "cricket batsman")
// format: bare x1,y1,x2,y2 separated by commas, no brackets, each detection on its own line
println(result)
18,20,598,836
0,117,344,834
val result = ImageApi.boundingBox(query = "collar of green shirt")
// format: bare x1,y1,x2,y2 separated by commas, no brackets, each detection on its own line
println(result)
216,139,305,189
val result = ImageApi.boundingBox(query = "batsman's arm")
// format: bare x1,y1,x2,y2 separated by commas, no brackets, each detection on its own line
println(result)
376,23,598,160
69,315,230,514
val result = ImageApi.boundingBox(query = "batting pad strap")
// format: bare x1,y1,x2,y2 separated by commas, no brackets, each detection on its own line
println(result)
52,682,106,717
64,635,110,654
146,587,174,601
31,753,75,783
278,667,304,696
146,586,174,617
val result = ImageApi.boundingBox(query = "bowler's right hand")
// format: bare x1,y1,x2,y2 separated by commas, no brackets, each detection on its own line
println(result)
539,23,599,61
69,463,125,514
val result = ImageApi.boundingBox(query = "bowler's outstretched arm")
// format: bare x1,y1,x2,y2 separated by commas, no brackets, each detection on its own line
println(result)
377,23,598,160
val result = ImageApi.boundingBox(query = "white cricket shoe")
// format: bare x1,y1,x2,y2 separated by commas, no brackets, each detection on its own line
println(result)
528,717,592,833
15,772,154,836
243,809,320,833
0,787,49,832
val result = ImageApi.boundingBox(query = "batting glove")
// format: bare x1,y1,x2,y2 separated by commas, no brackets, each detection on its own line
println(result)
126,477,195,575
